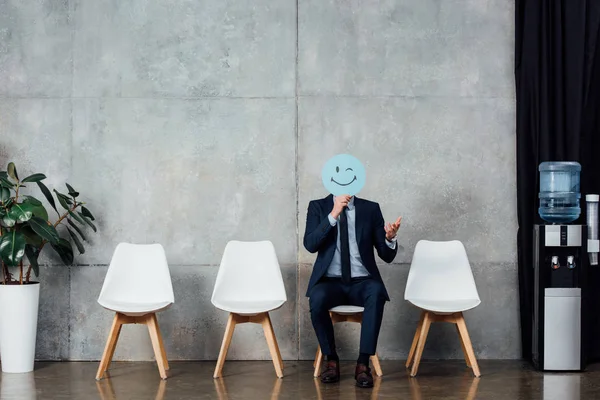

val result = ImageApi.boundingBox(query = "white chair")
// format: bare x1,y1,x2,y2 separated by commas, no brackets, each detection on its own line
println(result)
212,240,287,379
404,240,481,377
312,305,383,378
96,243,174,380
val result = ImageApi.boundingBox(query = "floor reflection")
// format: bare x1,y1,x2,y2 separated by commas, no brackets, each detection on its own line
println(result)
543,375,580,400
96,374,167,400
214,376,282,400
409,374,480,400
0,372,37,400
1,360,594,400
313,376,382,400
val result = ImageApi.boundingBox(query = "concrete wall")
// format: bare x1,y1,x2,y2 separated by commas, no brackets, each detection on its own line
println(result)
0,0,517,361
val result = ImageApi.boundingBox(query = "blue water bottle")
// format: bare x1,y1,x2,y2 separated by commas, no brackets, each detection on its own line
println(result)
538,161,581,223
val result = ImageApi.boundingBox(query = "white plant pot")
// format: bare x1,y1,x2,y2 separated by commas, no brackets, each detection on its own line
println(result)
0,283,40,373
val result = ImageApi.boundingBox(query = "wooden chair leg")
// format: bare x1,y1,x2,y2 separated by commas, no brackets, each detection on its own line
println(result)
314,346,323,378
265,314,284,372
455,313,481,377
96,313,123,380
456,323,472,368
261,313,284,378
410,311,432,377
147,313,168,380
214,313,237,378
371,354,383,377
155,318,170,371
313,348,320,368
406,311,425,368
105,315,124,374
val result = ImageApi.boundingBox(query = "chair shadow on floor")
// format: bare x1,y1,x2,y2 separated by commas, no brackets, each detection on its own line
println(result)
96,373,167,400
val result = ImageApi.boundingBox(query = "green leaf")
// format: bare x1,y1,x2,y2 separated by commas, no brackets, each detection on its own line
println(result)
24,245,40,278
8,202,35,223
65,183,79,198
21,173,46,183
67,218,87,242
1,213,16,228
54,190,71,210
69,211,85,226
1,177,15,188
67,228,85,254
0,171,7,179
21,225,44,247
51,238,74,265
0,231,26,266
7,162,18,181
32,205,48,221
36,181,58,214
22,197,48,221
23,196,42,206
79,213,97,232
1,187,10,204
28,216,60,245
81,206,95,221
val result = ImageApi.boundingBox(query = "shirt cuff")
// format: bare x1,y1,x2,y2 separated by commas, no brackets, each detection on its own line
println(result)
328,214,338,226
385,237,397,249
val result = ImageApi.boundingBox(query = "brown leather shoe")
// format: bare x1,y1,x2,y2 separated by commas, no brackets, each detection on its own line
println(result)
355,363,374,388
320,360,340,383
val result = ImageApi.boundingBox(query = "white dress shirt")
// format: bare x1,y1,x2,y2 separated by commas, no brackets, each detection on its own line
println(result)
325,196,397,278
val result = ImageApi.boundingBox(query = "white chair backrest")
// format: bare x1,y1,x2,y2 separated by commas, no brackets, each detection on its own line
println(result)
405,240,480,302
211,240,287,304
98,243,174,305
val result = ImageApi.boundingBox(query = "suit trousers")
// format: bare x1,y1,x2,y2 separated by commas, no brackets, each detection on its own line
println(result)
309,277,386,356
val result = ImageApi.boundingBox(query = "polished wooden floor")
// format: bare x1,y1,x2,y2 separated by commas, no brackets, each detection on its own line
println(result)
1,360,599,399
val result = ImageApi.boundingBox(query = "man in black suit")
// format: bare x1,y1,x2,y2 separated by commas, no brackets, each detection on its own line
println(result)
304,193,401,388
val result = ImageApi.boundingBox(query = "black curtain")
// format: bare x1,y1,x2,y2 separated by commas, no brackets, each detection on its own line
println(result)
516,0,600,361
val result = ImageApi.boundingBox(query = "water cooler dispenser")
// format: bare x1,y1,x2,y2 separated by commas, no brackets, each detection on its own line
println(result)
532,162,598,371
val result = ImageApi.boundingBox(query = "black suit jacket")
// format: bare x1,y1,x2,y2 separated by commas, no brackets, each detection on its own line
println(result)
303,194,397,301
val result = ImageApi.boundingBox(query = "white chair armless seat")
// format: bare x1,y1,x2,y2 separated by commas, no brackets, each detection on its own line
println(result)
212,240,287,379
98,299,173,317
404,240,481,377
96,243,174,380
406,298,481,315
212,299,286,316
328,305,364,315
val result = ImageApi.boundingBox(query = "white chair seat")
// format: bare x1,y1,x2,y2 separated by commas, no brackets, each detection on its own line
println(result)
212,299,285,315
404,240,482,377
96,243,174,380
329,305,364,315
408,298,481,314
212,241,287,379
98,299,173,316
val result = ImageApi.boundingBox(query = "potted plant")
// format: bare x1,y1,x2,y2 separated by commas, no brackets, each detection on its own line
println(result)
0,162,96,373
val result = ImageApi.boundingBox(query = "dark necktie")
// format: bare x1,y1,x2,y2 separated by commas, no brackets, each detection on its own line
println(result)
339,209,351,284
